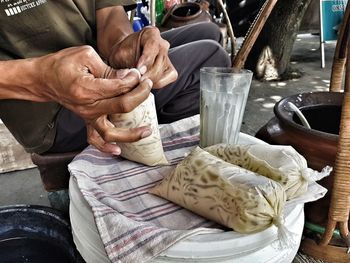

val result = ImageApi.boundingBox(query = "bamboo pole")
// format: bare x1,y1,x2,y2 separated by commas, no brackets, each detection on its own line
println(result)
232,0,278,70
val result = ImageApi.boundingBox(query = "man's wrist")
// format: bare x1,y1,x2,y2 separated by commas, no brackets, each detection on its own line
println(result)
96,6,134,59
0,57,48,101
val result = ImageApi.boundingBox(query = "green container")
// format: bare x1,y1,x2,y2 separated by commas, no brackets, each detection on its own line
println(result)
156,0,165,25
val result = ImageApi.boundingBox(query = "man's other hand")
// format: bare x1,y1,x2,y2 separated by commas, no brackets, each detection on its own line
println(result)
109,27,178,89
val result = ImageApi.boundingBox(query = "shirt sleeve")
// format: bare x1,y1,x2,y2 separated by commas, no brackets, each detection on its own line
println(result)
96,0,137,10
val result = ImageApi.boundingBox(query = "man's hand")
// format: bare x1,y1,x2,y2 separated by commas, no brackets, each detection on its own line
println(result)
38,46,141,118
109,27,178,89
108,30,142,69
86,113,152,155
36,45,153,154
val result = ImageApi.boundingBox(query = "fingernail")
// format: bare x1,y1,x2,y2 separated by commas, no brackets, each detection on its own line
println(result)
138,65,147,75
129,68,141,79
144,78,153,88
112,148,121,155
141,129,152,138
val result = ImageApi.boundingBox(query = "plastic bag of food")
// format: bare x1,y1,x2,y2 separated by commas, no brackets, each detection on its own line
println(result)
204,144,332,200
150,147,292,244
109,93,168,166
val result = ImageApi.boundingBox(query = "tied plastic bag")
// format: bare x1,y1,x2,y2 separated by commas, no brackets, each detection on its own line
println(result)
109,93,168,166
150,147,293,246
204,144,332,200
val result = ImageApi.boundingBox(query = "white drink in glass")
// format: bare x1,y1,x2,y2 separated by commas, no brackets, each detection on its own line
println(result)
200,68,252,148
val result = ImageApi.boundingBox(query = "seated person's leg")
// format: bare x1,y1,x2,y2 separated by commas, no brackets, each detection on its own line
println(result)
152,39,231,124
161,22,224,48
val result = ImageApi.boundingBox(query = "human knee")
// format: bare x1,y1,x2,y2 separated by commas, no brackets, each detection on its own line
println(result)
191,22,223,43
204,40,231,67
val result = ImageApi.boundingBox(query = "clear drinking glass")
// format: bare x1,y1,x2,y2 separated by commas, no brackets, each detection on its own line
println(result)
200,67,253,148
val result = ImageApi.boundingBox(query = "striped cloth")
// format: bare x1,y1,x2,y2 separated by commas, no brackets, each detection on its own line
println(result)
68,115,221,263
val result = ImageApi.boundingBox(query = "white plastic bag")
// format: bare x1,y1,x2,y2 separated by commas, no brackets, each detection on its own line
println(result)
204,144,332,199
109,93,168,166
150,147,289,238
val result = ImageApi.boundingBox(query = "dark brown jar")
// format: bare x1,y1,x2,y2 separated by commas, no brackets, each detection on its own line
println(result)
256,91,344,227
161,2,212,29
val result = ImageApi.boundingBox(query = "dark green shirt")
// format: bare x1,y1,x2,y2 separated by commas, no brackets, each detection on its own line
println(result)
0,0,135,153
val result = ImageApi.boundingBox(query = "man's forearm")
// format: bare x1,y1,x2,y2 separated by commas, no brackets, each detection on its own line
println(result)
96,6,134,60
0,58,47,102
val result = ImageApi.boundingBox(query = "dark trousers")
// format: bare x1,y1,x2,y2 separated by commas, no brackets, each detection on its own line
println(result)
48,22,231,153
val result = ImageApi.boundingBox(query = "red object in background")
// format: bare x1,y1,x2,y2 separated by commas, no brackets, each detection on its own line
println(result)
165,0,180,10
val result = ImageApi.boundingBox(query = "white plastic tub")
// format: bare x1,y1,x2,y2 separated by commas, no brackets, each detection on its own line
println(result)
154,203,303,263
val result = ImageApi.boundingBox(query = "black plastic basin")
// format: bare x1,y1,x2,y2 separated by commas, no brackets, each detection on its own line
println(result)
0,205,83,263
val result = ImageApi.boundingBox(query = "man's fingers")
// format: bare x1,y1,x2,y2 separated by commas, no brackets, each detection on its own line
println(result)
86,124,122,155
79,48,142,100
84,78,153,118
136,27,169,71
153,69,178,89
137,51,157,73
91,116,153,144
141,54,166,83
73,70,141,104
152,58,178,89
103,68,132,79
100,126,153,143
41,45,142,106
141,55,177,89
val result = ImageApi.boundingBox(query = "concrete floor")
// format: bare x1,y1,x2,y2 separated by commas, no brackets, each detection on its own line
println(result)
241,34,335,135
0,167,49,206
0,33,336,207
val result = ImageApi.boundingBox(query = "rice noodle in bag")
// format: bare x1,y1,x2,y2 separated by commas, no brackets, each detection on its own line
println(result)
204,144,332,200
109,93,168,166
150,147,293,246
